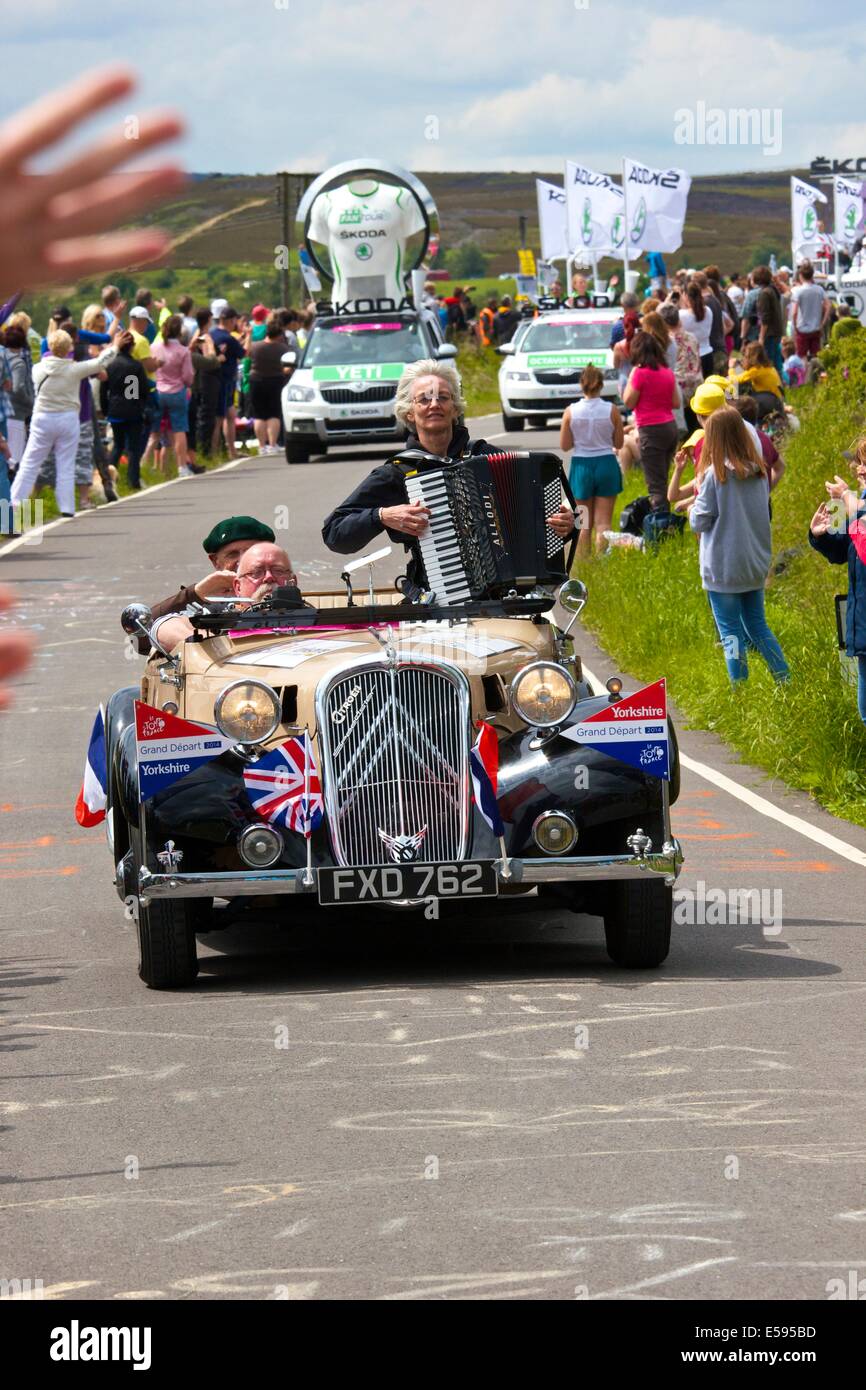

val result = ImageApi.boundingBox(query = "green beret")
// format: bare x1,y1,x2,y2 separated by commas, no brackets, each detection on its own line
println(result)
202,516,276,554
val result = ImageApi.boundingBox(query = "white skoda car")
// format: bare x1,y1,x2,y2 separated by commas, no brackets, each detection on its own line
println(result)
497,308,623,432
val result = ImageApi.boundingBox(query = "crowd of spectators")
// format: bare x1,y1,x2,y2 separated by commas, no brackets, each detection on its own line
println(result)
0,285,317,529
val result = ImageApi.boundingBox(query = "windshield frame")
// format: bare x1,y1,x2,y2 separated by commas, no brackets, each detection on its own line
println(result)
520,318,616,354
300,314,429,369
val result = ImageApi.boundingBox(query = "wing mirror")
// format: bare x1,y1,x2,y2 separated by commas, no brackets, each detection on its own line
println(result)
281,351,297,367
496,342,516,355
121,602,178,665
434,343,458,360
557,579,587,638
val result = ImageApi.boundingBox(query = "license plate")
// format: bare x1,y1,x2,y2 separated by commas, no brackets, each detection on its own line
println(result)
318,861,499,905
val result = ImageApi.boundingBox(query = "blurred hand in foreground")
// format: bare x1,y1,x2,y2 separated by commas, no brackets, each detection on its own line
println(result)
0,586,35,711
0,65,185,298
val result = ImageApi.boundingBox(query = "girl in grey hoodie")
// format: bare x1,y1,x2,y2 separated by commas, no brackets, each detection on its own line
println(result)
689,406,789,684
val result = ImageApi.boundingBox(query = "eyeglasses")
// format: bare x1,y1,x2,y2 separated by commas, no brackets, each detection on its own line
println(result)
240,566,294,583
412,390,453,406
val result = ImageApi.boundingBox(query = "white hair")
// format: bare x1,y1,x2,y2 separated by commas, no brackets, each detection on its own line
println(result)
393,358,466,428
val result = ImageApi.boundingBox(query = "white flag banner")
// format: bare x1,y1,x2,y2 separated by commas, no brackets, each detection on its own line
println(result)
834,175,862,249
536,179,569,261
623,159,691,253
564,161,640,258
791,176,829,261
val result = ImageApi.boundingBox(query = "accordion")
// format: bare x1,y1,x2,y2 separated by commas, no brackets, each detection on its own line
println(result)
401,450,575,604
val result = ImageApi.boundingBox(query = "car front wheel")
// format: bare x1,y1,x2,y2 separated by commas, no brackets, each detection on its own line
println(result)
501,413,524,432
130,826,198,988
285,439,312,464
603,879,672,968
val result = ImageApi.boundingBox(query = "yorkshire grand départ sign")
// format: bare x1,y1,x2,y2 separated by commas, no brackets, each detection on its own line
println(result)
296,159,439,313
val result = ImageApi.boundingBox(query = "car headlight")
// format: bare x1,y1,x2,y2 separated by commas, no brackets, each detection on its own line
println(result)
214,680,281,744
287,385,316,402
506,371,531,381
510,661,576,728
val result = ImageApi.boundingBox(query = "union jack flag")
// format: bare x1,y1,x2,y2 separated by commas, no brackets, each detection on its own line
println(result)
242,733,324,835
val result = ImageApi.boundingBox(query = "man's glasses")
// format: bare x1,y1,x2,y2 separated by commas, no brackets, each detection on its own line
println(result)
412,390,453,406
240,567,294,583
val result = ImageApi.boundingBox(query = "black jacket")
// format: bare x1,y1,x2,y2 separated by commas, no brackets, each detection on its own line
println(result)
99,350,149,422
321,424,494,590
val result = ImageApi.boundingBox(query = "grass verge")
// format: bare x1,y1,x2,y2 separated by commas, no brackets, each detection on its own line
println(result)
574,335,866,827
458,343,503,419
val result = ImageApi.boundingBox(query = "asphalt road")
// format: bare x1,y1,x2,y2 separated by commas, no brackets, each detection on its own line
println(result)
1,416,865,1302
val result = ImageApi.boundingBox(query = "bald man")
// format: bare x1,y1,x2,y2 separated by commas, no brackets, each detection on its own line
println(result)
151,543,297,654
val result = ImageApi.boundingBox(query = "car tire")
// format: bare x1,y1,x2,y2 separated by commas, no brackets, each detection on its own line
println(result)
285,440,312,464
130,826,199,989
602,879,672,968
501,413,524,432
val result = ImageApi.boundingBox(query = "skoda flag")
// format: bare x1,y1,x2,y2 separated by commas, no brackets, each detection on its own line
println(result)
623,160,691,254
536,178,570,261
834,175,862,248
134,701,235,802
561,679,670,779
791,176,828,261
565,161,641,258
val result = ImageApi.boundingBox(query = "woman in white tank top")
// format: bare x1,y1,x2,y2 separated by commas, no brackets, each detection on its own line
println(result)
559,365,625,554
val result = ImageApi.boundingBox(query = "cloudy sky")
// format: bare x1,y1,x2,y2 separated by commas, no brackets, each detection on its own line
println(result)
3,0,866,176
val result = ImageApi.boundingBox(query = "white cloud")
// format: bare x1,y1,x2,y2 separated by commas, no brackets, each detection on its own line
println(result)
0,2,865,175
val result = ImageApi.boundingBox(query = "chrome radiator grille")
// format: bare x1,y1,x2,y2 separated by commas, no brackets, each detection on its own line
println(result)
319,662,470,867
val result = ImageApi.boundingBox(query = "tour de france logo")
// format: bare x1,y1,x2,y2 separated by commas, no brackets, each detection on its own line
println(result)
630,197,647,245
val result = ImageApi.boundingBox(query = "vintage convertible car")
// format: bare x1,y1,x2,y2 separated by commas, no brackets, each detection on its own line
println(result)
104,580,682,988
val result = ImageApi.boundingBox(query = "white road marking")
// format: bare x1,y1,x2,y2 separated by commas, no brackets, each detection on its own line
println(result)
0,452,257,559
588,1255,737,1299
581,661,866,869
275,1219,316,1238
162,1218,233,1243
379,1217,410,1234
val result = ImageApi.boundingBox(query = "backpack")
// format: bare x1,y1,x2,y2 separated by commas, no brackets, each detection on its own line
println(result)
7,351,34,415
619,494,653,536
642,508,686,546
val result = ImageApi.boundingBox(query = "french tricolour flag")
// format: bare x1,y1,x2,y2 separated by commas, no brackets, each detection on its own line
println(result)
470,721,504,838
74,707,107,827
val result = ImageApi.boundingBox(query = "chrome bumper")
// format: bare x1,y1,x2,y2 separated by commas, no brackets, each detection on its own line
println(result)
138,842,683,901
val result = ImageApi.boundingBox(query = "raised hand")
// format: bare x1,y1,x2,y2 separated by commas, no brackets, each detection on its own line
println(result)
0,66,185,298
809,503,833,536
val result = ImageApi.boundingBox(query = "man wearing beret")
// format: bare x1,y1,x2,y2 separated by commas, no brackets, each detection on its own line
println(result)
135,515,276,653
148,515,276,622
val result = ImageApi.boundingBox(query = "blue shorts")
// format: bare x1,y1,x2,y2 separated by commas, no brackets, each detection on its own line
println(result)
569,453,622,499
156,389,189,432
217,377,235,417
